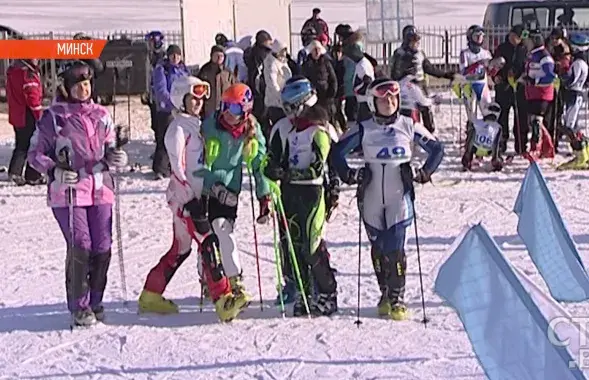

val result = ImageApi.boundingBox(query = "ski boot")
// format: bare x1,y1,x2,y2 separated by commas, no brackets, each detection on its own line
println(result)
9,174,26,186
72,309,97,327
214,292,249,322
229,275,252,302
311,292,338,316
377,294,392,317
138,289,179,314
92,305,105,322
558,144,589,170
274,279,297,305
390,302,409,321
293,292,312,317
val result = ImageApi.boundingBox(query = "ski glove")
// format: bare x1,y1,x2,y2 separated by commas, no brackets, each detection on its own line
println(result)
53,167,79,185
412,167,431,184
257,195,271,224
346,166,372,186
265,165,289,182
211,182,238,207
105,149,128,168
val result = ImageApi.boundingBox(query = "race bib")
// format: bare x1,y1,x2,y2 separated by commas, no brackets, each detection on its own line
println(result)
473,122,499,156
363,126,412,165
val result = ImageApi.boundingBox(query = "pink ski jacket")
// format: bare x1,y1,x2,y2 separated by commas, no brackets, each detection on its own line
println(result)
28,100,116,208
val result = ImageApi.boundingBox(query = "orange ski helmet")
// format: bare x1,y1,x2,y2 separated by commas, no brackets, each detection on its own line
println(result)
220,83,254,116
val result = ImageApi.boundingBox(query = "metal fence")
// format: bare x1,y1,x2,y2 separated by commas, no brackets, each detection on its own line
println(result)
2,23,582,99
0,30,183,99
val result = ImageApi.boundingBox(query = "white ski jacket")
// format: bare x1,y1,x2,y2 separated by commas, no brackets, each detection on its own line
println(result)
164,113,206,212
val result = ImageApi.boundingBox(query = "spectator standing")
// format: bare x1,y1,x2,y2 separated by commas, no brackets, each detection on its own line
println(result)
198,45,235,119
6,59,44,186
152,44,189,179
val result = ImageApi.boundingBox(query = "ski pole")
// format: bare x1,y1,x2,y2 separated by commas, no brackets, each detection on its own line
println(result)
199,137,221,310
268,181,311,317
58,147,76,330
354,193,363,328
271,206,286,317
411,195,428,327
243,138,263,310
113,122,130,305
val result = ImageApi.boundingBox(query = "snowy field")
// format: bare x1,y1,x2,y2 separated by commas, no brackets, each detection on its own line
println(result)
0,0,497,33
1,92,589,379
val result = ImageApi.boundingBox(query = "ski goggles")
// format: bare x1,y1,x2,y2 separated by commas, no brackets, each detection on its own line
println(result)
191,83,210,99
371,81,400,98
221,101,252,116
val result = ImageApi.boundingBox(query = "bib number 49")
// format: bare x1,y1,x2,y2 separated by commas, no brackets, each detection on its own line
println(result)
376,146,406,159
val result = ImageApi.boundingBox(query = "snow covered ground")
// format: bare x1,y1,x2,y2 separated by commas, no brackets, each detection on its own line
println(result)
1,93,589,379
0,0,496,34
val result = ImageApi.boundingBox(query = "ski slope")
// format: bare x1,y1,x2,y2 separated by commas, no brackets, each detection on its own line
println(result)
1,95,589,379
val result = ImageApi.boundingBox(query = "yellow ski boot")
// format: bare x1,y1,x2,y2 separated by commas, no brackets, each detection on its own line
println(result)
558,145,589,170
214,292,249,322
230,276,252,303
138,290,179,314
389,303,410,321
377,295,391,317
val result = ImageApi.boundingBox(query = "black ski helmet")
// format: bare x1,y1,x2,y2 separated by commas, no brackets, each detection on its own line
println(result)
529,29,545,48
402,25,420,44
466,25,485,46
60,61,93,96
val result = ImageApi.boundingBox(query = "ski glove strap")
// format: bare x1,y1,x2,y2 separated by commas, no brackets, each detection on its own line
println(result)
105,148,128,168
412,167,430,184
54,167,79,185
347,166,371,186
211,183,238,207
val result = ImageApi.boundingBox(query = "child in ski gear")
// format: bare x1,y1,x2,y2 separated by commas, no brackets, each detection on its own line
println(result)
389,25,456,132
27,61,128,327
458,25,493,121
331,78,444,320
265,76,339,317
461,102,504,171
558,32,589,170
140,77,248,322
344,32,375,123
199,83,272,303
398,75,435,123
521,29,556,160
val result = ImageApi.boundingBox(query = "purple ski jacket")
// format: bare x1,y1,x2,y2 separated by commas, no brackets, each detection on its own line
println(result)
28,100,117,208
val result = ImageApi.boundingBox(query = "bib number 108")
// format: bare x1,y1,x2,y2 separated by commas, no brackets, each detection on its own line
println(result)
376,146,406,159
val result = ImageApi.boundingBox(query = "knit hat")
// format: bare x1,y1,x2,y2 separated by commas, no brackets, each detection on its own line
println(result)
510,24,525,38
210,45,225,55
166,44,182,56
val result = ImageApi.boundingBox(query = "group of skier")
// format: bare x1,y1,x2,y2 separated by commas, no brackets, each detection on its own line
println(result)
21,19,589,327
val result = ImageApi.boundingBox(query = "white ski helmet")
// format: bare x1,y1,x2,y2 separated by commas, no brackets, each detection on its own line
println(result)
170,76,210,111
483,102,501,120
366,78,401,115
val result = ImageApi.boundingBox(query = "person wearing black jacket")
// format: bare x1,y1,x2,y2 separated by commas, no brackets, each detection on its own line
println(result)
492,24,529,154
302,40,338,126
389,25,455,132
244,30,273,122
